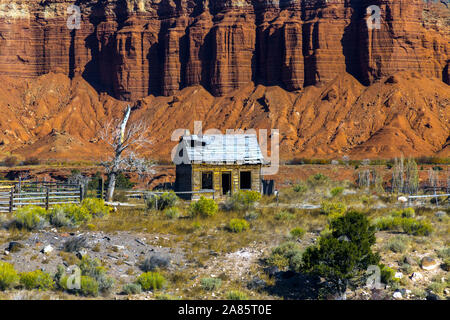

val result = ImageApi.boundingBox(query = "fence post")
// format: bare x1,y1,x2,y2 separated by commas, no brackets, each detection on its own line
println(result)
100,177,104,200
9,187,14,213
80,185,84,203
45,187,49,210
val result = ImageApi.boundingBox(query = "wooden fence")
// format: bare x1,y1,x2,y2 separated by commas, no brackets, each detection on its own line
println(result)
0,183,83,213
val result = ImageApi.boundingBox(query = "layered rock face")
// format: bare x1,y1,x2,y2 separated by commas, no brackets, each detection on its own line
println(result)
0,0,448,101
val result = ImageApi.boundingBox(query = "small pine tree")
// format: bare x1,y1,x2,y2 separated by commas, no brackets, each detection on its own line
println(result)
301,211,380,299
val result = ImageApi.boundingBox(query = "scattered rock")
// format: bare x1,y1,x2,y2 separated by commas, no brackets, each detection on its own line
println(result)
426,292,441,300
7,241,24,253
76,249,88,260
140,253,171,271
209,250,219,257
404,256,416,266
135,239,146,246
394,272,403,279
410,272,424,282
393,291,402,299
41,245,53,254
435,211,446,218
421,257,439,271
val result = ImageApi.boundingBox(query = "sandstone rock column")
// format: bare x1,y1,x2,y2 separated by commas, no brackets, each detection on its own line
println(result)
303,0,351,85
185,11,213,89
210,10,256,96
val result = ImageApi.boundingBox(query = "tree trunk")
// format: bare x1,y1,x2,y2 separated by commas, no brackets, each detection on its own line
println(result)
107,172,117,202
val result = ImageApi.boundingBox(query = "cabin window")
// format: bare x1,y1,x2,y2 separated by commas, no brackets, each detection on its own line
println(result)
240,171,252,190
201,172,213,190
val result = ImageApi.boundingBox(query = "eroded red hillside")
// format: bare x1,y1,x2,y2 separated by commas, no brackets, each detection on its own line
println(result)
0,71,448,162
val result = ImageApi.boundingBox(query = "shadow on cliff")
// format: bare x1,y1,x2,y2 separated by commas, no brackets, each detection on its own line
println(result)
341,0,368,86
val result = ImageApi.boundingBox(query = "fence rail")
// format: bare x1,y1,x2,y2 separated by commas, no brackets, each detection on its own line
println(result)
0,186,83,213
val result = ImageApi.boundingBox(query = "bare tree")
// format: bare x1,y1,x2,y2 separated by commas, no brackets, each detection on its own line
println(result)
404,157,419,195
391,156,405,193
447,169,450,194
98,105,155,202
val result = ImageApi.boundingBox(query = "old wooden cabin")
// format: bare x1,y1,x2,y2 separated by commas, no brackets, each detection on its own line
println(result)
174,134,266,200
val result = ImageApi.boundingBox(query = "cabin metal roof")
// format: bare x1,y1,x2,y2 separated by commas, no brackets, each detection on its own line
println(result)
179,134,265,165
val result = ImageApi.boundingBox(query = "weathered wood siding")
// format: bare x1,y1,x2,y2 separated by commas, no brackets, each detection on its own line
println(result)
190,164,262,199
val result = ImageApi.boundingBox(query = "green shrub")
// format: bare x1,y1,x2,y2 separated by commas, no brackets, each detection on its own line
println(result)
164,207,181,219
227,219,250,233
57,274,70,291
266,241,303,272
399,262,413,274
437,247,450,259
146,191,178,211
401,219,433,236
290,227,306,239
226,290,248,300
442,258,450,272
201,277,222,291
321,201,347,218
223,190,261,211
293,183,308,194
375,209,431,236
391,208,415,218
64,204,92,224
122,283,142,295
330,187,344,197
307,173,329,187
140,253,171,272
48,206,73,227
0,261,19,290
275,211,295,221
244,211,259,221
379,264,397,285
13,206,47,230
137,272,166,291
63,236,88,253
189,197,218,218
81,198,109,218
19,270,55,290
428,281,446,296
78,255,114,293
385,236,409,253
375,217,402,231
80,276,99,297
302,211,380,297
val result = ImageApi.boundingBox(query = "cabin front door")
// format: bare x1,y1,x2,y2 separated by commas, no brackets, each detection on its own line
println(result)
222,172,231,196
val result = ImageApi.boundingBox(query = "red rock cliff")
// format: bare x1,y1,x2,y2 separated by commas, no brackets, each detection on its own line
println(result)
0,0,448,100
